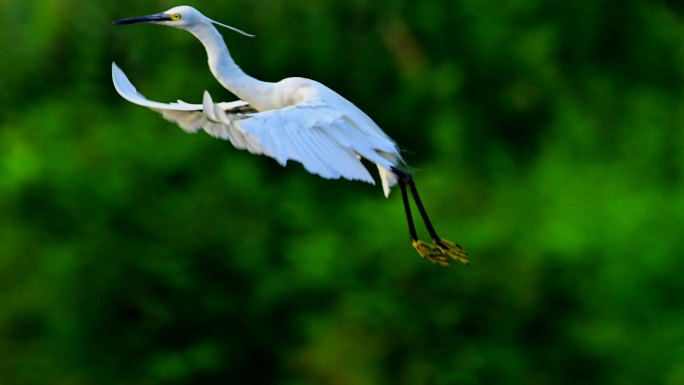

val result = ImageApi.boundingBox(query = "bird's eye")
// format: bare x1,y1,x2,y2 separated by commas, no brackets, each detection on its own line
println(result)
170,13,182,21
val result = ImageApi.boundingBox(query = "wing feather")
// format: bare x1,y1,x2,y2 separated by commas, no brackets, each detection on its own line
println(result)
290,124,338,178
298,129,339,178
112,62,249,112
113,63,260,149
159,110,204,133
113,62,399,189
237,106,375,183
313,130,358,179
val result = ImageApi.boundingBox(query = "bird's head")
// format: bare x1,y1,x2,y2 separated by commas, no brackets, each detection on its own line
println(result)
113,5,253,37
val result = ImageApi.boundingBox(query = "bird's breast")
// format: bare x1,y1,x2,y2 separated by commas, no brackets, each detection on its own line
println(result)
273,78,322,108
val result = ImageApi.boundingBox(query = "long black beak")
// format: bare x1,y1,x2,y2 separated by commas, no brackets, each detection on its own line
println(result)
113,13,172,25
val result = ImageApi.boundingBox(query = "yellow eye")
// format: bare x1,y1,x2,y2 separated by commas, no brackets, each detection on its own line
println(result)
170,13,181,21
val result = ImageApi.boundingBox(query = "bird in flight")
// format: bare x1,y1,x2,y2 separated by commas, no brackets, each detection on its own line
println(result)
112,5,468,266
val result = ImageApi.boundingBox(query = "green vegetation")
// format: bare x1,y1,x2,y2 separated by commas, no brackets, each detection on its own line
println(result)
2,1,683,384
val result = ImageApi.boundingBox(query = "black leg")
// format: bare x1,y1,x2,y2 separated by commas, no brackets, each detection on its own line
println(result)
404,174,442,243
392,167,469,266
398,175,418,242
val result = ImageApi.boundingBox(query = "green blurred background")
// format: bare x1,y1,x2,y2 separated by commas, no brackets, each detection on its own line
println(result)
2,0,684,384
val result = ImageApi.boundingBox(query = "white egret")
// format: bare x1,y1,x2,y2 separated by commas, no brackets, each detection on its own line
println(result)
112,5,468,266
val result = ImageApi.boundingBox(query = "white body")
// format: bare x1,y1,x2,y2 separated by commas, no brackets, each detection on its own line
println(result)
113,5,403,196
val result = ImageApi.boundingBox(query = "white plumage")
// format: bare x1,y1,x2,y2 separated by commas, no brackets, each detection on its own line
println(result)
112,6,401,197
112,5,468,266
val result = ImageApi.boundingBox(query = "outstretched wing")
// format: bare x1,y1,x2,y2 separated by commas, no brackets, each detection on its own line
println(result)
234,103,377,183
113,63,400,191
113,63,262,153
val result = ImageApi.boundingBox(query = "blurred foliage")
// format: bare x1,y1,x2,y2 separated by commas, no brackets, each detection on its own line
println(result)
2,0,684,384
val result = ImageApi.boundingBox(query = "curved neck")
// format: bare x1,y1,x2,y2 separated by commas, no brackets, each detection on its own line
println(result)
188,23,274,110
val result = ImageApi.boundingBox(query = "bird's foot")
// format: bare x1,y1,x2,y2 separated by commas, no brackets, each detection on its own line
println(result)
412,238,469,267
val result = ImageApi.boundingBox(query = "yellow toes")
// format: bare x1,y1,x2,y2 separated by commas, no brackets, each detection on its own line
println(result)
412,240,451,266
435,238,470,266
412,238,470,267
